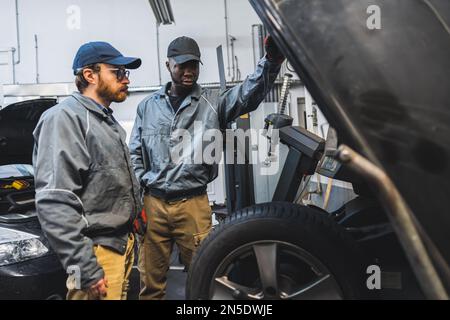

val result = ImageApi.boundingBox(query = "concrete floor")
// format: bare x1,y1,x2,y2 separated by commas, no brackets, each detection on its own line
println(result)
128,268,187,300
128,246,187,300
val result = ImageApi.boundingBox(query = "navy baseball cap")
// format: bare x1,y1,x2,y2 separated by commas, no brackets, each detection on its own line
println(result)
72,41,142,75
167,36,202,65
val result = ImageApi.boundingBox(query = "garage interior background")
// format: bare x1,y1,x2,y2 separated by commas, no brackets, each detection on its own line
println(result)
0,0,355,213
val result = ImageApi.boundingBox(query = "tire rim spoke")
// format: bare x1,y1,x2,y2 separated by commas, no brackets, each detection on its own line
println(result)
212,276,263,300
282,274,343,300
253,243,279,297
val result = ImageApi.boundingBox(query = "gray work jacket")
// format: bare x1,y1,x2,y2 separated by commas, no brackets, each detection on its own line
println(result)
33,92,141,289
129,57,281,198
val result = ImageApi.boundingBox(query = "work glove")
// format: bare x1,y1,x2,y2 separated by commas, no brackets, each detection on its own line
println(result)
133,208,148,236
264,34,285,64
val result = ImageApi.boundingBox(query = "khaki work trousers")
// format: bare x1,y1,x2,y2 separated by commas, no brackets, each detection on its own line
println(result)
138,194,212,300
67,233,135,300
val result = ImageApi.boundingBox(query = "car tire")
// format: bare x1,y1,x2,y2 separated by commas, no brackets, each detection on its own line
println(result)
186,202,369,300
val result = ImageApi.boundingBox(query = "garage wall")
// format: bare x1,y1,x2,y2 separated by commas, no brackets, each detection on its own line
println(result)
1,0,355,209
0,0,262,86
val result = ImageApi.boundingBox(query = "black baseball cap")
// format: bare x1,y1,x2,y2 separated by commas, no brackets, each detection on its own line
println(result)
167,36,203,65
72,41,142,75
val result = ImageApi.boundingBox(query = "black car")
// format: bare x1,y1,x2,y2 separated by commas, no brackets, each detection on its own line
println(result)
0,99,66,300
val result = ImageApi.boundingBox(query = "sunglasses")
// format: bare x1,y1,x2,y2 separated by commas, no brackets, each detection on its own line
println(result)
106,68,130,81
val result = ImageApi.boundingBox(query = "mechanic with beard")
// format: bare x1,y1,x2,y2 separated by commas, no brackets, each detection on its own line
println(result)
33,42,143,300
129,36,285,299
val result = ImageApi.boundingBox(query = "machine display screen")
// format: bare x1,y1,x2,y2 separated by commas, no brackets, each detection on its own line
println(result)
320,156,340,174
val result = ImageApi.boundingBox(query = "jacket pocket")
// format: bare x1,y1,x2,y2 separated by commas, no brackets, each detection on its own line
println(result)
141,142,151,173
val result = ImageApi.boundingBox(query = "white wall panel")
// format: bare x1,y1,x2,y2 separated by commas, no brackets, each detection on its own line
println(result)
0,0,262,86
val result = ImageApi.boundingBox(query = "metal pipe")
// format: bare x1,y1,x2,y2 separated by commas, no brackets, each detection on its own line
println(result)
252,24,264,67
11,49,16,84
411,213,450,290
156,22,162,85
14,0,21,65
230,35,236,81
224,0,231,78
337,145,448,300
260,26,266,59
129,81,245,93
0,48,15,53
234,52,240,81
34,34,39,84
2,79,299,98
251,25,257,68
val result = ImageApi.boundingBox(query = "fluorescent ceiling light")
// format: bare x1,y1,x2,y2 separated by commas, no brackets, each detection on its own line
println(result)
148,0,175,25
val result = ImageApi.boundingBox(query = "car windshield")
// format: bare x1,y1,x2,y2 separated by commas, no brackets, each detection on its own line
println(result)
0,165,34,179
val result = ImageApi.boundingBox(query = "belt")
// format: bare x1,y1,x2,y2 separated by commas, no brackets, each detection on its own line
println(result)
147,186,207,203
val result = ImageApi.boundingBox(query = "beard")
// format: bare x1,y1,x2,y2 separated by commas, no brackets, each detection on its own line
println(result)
96,76,129,103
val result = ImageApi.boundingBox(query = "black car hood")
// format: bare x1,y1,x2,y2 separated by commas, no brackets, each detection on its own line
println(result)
0,99,57,166
249,0,450,264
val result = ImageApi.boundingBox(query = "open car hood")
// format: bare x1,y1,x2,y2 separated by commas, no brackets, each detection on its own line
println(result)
249,0,450,265
0,99,57,166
